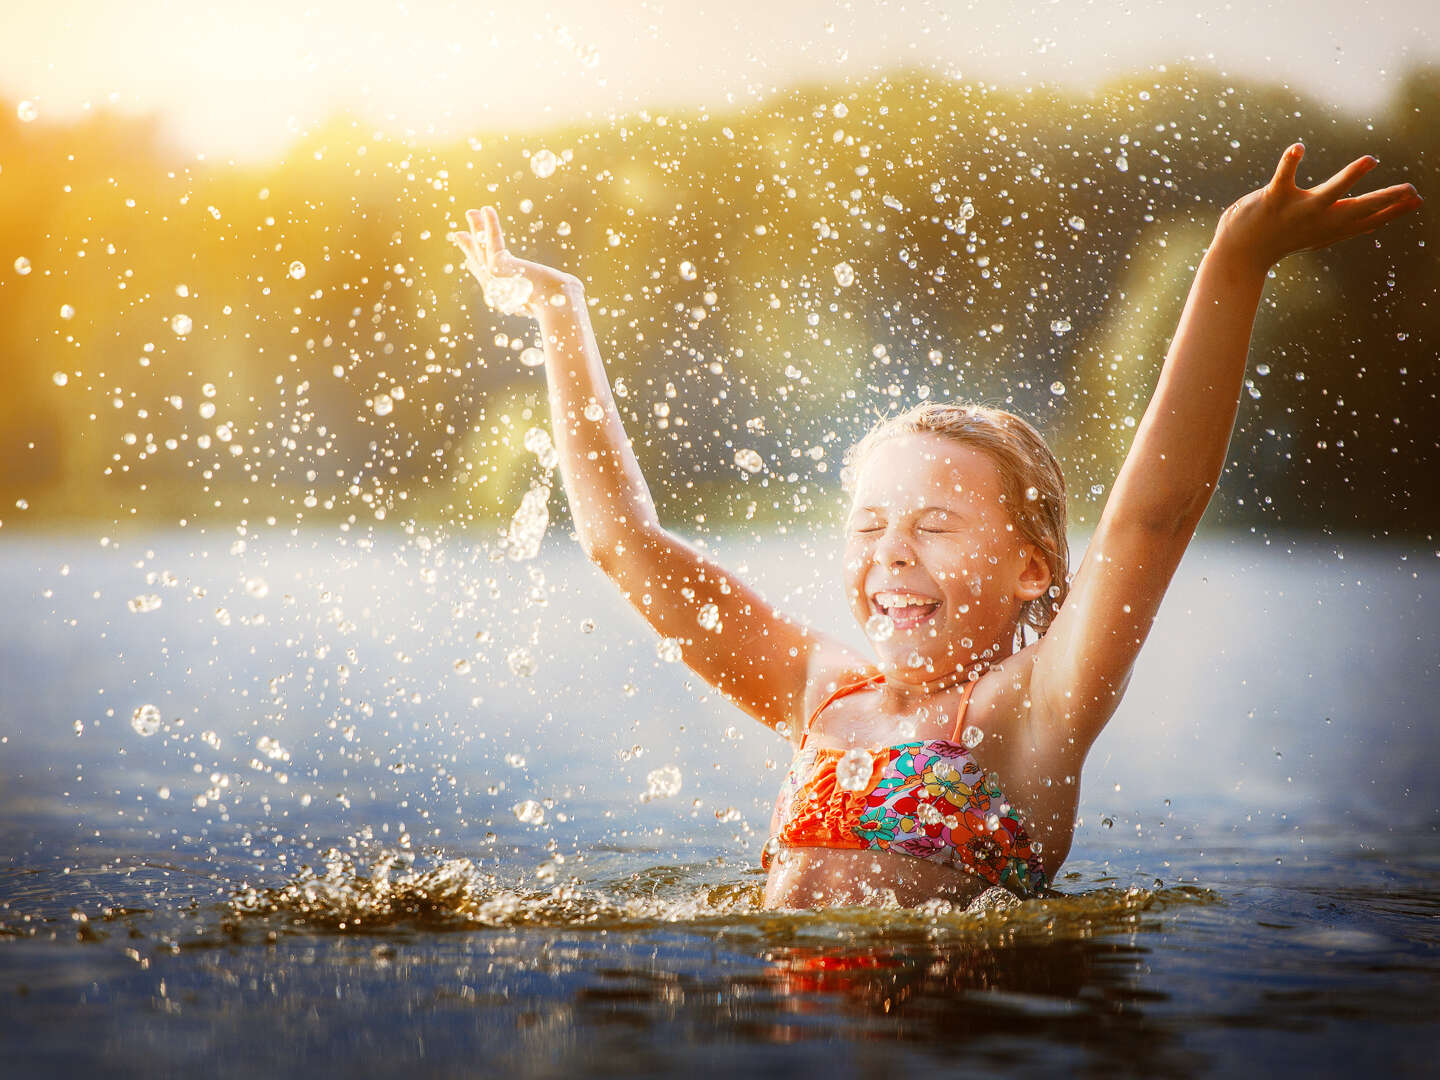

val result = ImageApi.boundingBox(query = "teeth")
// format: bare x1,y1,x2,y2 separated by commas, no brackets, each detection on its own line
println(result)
874,592,938,609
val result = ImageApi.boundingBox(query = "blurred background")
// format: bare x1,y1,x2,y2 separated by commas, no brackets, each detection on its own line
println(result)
1,0,1436,538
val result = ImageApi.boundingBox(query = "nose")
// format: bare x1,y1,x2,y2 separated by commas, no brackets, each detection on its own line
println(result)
873,525,915,569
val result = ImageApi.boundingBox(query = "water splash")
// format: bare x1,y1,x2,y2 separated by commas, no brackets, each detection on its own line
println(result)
506,480,551,560
226,849,1218,935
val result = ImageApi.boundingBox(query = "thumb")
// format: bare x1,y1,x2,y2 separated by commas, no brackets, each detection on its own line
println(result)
1270,143,1304,190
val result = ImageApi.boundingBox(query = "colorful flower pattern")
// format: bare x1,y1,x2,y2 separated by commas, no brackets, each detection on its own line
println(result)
764,739,1048,898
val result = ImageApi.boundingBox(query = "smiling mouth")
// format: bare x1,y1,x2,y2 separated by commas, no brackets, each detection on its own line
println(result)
871,590,941,629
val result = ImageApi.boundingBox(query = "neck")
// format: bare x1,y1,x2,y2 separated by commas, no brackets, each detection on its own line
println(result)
877,659,991,703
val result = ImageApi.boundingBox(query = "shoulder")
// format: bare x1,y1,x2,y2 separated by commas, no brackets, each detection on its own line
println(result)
969,639,1106,763
798,635,875,742
967,642,1042,737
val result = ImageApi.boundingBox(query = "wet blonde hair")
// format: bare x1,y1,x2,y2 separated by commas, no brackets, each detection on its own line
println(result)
843,400,1070,637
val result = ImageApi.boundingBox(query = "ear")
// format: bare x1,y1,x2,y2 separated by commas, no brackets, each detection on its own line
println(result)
1015,544,1052,603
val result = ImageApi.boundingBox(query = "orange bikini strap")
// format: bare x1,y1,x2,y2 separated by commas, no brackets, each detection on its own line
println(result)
799,672,884,749
949,678,978,742
798,672,977,747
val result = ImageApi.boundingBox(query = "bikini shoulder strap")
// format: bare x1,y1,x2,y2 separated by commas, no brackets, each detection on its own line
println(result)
949,678,979,742
799,672,884,749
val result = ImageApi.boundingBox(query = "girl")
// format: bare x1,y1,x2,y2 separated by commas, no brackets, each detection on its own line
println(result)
451,145,1421,910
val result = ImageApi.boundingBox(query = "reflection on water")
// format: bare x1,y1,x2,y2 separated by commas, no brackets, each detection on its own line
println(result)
1,534,1438,1074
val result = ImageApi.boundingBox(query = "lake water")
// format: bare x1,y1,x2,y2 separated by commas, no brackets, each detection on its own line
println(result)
1,528,1437,1077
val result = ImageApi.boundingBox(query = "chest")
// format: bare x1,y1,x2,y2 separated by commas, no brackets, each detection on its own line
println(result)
801,687,971,751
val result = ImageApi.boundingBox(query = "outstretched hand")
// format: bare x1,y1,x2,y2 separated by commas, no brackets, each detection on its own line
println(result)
450,206,580,317
1216,144,1422,272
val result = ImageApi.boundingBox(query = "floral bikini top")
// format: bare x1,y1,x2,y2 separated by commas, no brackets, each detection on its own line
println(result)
762,672,1049,899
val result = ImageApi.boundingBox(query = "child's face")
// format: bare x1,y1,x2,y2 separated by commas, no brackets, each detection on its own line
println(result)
843,432,1049,678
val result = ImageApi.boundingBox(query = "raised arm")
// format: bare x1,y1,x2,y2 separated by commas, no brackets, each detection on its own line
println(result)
452,208,860,735
1029,145,1422,745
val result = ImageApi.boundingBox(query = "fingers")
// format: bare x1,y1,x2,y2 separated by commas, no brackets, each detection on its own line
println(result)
1351,189,1424,236
1338,182,1421,220
1269,143,1304,190
450,228,487,277
454,207,527,279
1313,155,1380,201
482,207,506,267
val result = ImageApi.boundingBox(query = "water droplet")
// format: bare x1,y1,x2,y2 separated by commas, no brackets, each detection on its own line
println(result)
833,261,855,287
645,764,683,799
961,725,984,749
507,647,536,677
835,748,873,791
832,102,849,119
245,577,269,599
513,799,546,824
473,267,534,315
656,637,683,662
580,618,596,633
127,594,162,614
583,402,604,422
734,448,764,474
171,313,192,336
13,256,31,275
372,393,394,417
52,371,68,387
17,100,38,123
697,603,721,631
1025,486,1039,501
864,613,895,641
906,651,925,669
679,260,697,281
130,704,162,737
506,480,551,560
214,607,231,626
59,304,75,320
523,427,553,459
985,812,1001,831
156,786,171,800
1115,154,1129,173
1256,362,1271,376
1102,816,1115,829
1049,380,1067,395
1049,319,1071,336
529,149,557,179
453,658,472,675
519,347,546,368
287,260,306,280
1068,215,1086,231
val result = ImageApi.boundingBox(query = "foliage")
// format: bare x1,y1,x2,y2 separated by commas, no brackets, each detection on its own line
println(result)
1,64,1434,537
